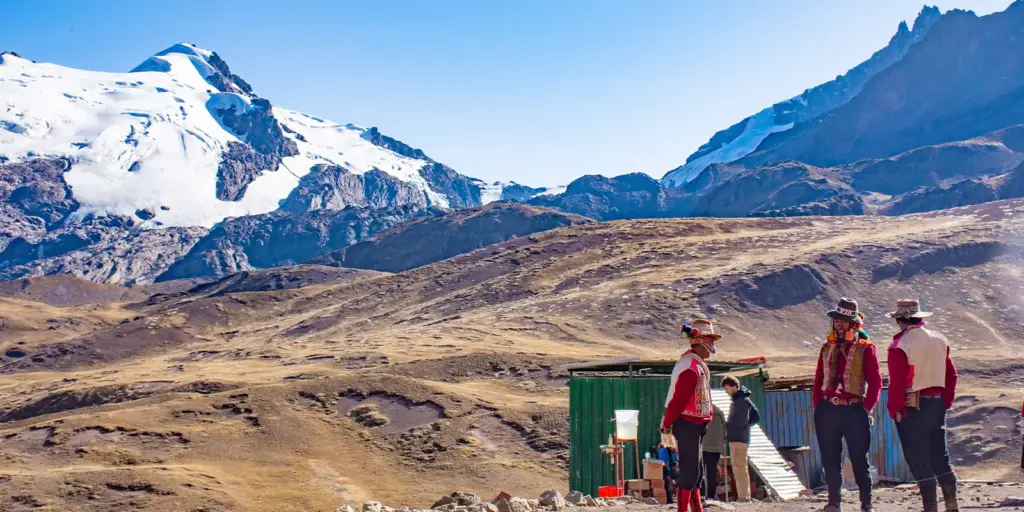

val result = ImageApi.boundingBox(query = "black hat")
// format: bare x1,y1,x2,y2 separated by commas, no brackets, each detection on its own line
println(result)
826,298,861,322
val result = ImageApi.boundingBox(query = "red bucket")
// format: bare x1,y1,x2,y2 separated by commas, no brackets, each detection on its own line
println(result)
597,486,620,498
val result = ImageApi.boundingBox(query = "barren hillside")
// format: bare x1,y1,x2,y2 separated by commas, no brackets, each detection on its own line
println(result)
1,199,1024,511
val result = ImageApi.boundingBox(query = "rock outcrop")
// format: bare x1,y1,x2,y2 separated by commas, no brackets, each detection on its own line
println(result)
528,173,694,220
312,203,592,273
210,96,299,201
280,165,432,213
159,205,440,281
0,217,207,285
0,158,79,250
691,162,856,217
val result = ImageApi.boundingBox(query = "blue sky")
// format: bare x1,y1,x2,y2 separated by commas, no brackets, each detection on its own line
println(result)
2,1,1014,187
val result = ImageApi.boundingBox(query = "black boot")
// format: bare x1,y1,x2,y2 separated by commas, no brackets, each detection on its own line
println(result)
859,485,872,511
918,478,939,512
936,472,959,512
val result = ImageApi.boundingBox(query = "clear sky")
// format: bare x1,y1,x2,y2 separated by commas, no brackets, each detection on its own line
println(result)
2,1,1015,187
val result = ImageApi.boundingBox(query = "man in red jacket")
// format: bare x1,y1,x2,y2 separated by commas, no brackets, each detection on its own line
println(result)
813,298,882,512
886,299,959,512
661,318,719,512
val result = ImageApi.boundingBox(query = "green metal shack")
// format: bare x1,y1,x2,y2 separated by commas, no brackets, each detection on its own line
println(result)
564,358,768,497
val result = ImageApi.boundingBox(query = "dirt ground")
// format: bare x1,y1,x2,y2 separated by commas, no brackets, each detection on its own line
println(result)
719,482,1024,511
1,200,1024,511
593,483,1024,512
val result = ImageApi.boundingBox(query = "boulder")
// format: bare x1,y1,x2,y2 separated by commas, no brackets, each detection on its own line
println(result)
565,492,584,506
1001,497,1024,508
642,498,660,506
363,502,384,512
492,492,514,505
454,493,482,506
582,496,599,508
432,496,458,509
337,506,357,512
495,497,532,512
539,491,566,511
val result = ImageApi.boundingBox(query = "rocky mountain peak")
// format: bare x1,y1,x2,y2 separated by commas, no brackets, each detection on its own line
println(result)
361,127,432,162
131,43,255,97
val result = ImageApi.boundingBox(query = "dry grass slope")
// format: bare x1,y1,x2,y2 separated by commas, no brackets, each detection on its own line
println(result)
2,199,1024,511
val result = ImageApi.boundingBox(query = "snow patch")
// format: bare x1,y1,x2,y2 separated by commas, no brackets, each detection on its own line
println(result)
662,107,793,187
274,109,448,208
474,181,566,204
534,185,566,197
478,182,505,205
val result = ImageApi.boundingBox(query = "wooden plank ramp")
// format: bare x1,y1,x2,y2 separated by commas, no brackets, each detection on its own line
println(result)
711,388,806,501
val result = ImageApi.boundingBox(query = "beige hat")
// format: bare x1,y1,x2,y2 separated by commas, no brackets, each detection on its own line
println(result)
680,318,722,342
886,299,933,320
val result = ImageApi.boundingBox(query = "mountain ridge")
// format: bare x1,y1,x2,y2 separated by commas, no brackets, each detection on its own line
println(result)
661,5,944,186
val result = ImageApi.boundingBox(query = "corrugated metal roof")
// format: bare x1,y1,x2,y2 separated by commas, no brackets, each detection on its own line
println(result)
711,388,806,501
562,357,766,375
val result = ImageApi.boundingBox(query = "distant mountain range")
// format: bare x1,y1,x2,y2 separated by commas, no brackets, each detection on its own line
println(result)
540,3,1024,220
3,3,1024,285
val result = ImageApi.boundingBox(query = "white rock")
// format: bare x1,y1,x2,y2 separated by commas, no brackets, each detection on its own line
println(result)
539,491,566,511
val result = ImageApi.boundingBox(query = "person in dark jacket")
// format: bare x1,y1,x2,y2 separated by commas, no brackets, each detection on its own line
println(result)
702,405,726,501
722,375,760,502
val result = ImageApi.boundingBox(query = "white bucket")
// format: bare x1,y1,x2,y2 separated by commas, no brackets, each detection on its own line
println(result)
614,410,639,440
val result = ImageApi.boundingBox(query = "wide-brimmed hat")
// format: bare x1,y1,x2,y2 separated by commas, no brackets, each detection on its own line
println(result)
680,318,722,343
826,298,862,322
886,299,933,320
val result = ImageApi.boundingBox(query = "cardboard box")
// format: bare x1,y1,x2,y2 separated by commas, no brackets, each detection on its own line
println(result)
625,479,650,492
651,489,668,505
642,460,666,480
647,479,665,491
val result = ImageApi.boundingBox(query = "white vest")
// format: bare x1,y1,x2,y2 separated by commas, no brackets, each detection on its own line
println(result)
891,325,948,392
665,352,712,418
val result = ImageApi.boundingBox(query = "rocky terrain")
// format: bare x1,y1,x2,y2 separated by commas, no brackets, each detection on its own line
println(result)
313,203,592,273
333,485,1024,512
1,198,1023,511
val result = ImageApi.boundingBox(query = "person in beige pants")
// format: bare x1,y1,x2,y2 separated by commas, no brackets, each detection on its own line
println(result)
729,442,750,501
722,375,759,502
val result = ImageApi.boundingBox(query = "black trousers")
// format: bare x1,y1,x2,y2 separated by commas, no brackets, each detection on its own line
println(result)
672,419,708,492
895,397,954,483
814,401,872,507
702,451,721,500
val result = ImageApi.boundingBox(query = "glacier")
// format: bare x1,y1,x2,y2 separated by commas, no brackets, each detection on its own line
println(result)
0,43,452,228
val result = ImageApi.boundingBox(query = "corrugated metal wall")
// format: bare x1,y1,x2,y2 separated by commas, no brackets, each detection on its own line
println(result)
569,371,765,497
763,389,913,485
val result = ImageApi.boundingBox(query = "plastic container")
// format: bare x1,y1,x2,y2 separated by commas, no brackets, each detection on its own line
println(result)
598,486,621,498
614,410,639,440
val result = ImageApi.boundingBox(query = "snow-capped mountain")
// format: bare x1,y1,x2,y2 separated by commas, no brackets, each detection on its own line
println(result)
0,43,565,284
0,43,520,230
662,6,942,186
